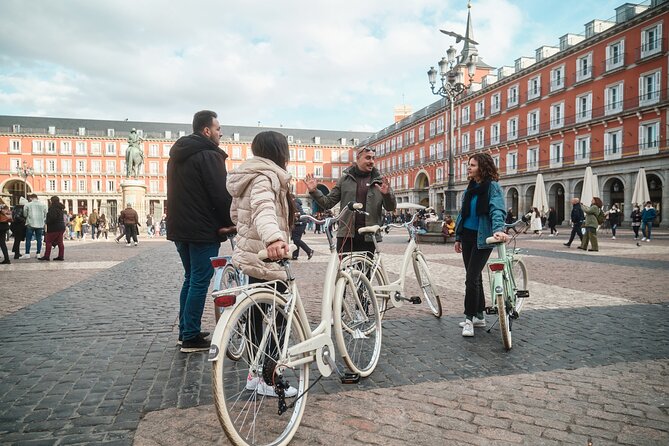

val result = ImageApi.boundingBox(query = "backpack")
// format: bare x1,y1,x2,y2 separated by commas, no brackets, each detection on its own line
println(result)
596,209,606,225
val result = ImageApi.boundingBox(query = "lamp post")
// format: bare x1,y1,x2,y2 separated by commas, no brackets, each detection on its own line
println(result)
427,45,477,217
16,161,34,199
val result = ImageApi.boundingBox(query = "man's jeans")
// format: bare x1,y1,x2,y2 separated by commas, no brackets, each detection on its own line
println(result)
641,221,652,239
25,226,44,255
175,241,220,341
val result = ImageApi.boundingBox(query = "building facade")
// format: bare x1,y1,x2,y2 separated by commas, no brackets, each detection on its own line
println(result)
0,116,371,222
365,0,668,224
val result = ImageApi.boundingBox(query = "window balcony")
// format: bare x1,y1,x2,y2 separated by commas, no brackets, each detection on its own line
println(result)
638,37,665,61
604,145,622,161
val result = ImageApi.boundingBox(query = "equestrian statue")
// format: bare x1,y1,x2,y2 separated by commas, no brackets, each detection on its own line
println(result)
125,128,145,178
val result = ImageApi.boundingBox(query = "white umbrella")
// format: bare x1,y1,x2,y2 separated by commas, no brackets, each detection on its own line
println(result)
592,174,600,198
631,168,650,206
580,166,596,206
532,174,549,214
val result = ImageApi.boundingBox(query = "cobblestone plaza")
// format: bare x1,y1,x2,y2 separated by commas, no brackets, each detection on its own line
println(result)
0,230,667,445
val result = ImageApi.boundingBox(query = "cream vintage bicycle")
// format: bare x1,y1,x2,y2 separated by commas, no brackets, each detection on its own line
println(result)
341,210,442,319
209,203,382,446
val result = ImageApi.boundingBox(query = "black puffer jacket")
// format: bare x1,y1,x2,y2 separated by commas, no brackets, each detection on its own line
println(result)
166,133,233,243
46,203,65,233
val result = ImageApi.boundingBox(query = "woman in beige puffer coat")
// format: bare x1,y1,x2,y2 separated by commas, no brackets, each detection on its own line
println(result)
227,131,295,282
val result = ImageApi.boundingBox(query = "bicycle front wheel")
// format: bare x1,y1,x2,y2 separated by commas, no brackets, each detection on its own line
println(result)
220,264,247,361
412,252,442,318
342,253,389,318
511,258,528,314
334,270,382,377
494,275,512,350
212,292,309,446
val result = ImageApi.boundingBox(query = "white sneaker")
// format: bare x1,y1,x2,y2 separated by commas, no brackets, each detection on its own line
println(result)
548,234,554,237
126,243,132,246
555,231,559,236
246,374,261,391
134,242,138,246
247,374,297,398
646,239,651,242
20,254,30,259
459,316,486,328
612,236,616,240
462,319,474,337
641,237,646,241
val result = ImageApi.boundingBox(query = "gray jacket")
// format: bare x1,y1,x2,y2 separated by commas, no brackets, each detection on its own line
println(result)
23,199,47,228
309,166,396,240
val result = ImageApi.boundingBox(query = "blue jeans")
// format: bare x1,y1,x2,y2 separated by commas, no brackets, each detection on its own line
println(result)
641,221,652,239
175,241,220,341
25,226,44,255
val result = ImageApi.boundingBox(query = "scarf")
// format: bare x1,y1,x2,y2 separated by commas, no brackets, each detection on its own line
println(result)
460,180,490,220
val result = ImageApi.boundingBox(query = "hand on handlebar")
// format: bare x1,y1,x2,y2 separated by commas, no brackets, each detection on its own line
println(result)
492,231,510,243
266,240,290,261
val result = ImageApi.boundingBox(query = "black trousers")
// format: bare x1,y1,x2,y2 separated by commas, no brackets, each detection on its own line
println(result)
336,235,375,256
291,225,312,258
565,223,583,245
460,229,492,317
124,224,138,243
12,226,25,257
248,277,288,377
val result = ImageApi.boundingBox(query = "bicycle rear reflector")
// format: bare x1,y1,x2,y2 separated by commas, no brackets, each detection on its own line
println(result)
214,295,236,308
211,258,227,268
488,263,505,272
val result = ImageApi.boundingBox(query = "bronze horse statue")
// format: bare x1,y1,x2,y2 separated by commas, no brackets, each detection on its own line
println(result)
125,130,144,178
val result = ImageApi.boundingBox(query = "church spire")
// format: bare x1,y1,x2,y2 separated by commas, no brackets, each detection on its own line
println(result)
459,1,478,65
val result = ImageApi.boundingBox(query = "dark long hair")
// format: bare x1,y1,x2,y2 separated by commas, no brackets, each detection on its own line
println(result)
469,153,499,182
251,131,296,229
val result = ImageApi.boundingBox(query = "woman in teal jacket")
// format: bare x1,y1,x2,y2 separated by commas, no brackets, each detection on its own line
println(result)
454,153,509,337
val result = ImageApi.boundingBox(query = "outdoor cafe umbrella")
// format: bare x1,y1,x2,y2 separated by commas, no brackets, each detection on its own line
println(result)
532,173,549,215
631,167,651,206
580,166,598,206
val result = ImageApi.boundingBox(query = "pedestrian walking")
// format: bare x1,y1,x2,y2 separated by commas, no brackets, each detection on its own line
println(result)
454,153,509,337
630,205,642,240
563,198,585,247
167,110,233,353
0,198,11,264
291,197,314,260
547,207,558,236
640,201,657,242
22,194,47,259
607,203,620,239
89,209,99,240
578,197,603,252
530,207,543,235
38,196,65,261
120,203,139,246
304,146,396,255
10,197,27,259
114,213,126,243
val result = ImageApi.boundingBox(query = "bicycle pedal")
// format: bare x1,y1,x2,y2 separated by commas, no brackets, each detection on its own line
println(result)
510,310,519,319
341,372,360,384
485,306,498,315
409,296,422,304
516,290,530,298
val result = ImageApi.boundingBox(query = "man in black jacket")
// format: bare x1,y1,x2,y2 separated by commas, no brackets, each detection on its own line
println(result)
167,110,233,353
563,198,585,247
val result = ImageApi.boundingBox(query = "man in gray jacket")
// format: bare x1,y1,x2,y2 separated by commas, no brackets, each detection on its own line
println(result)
305,146,396,254
21,194,47,259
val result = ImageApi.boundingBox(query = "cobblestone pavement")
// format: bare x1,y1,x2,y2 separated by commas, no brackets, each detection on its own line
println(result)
1,228,668,445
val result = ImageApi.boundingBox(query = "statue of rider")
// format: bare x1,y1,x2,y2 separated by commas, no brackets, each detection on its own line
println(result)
126,128,144,178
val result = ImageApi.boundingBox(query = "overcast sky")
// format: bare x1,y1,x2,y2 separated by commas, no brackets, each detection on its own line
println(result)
0,0,625,132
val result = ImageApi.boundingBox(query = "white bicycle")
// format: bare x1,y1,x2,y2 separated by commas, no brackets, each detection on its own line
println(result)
209,203,382,446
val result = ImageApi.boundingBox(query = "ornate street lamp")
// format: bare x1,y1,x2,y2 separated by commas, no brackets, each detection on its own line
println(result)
16,161,34,198
427,45,477,217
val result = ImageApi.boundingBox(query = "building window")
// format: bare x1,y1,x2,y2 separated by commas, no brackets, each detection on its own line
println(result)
106,160,116,174
640,23,663,58
507,117,518,141
550,65,564,91
550,142,563,168
297,165,306,178
491,155,500,168
429,120,436,137
232,146,242,159
314,150,322,162
332,166,340,178
93,180,102,193
163,144,171,157
490,93,501,114
576,53,593,82
527,76,541,100
75,141,87,155
10,158,21,172
576,93,592,123
76,160,86,173
91,142,101,155
9,140,21,153
61,141,72,155
33,159,43,173
527,147,539,171
491,123,500,145
62,180,72,192
605,82,624,115
288,165,296,176
78,180,86,192
61,160,72,174
47,180,56,192
107,180,116,192
314,166,323,178
639,71,661,106
461,133,470,153
341,150,349,163
606,39,625,71
436,168,443,182
475,128,485,149
550,102,564,129
32,140,44,154
92,160,101,173
506,151,518,174
461,106,470,125
436,117,444,134
150,180,159,193
149,144,159,157
106,142,116,155
639,121,660,153
507,84,519,107
604,129,623,159
475,99,485,120
47,159,56,173
527,110,540,135
149,161,159,174
575,136,591,163
297,149,306,161
107,129,115,137
418,125,425,141
330,150,339,162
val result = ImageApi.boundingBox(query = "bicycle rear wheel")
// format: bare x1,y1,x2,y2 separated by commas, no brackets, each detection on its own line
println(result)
511,258,528,314
342,253,389,318
212,292,309,446
412,252,442,318
334,270,382,377
219,264,247,361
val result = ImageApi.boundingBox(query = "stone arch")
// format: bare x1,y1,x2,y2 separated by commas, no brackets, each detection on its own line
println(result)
1,179,33,206
414,170,430,207
602,176,626,211
505,187,520,218
547,182,566,223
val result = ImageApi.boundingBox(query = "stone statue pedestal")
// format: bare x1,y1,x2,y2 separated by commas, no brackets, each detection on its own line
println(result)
120,180,147,223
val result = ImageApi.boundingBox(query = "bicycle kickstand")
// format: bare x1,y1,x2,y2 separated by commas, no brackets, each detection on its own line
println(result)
486,317,500,333
323,347,360,384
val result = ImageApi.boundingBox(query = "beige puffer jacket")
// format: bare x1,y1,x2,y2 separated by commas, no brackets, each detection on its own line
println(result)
227,157,292,281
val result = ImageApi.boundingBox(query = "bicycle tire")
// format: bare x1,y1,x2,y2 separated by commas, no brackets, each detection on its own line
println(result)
219,264,247,361
511,258,528,314
212,292,309,446
494,274,512,350
334,270,382,377
412,252,442,318
341,253,389,318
